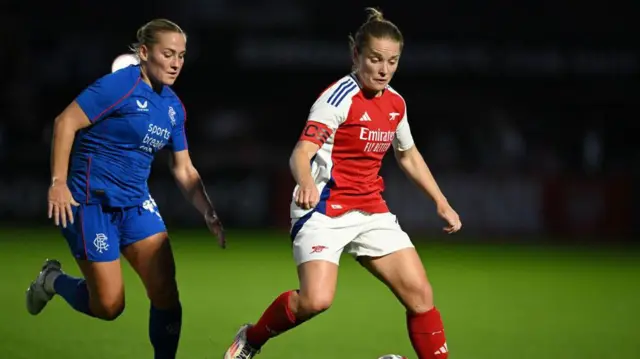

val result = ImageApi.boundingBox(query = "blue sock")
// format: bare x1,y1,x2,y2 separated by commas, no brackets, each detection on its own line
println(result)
53,274,94,317
149,302,182,359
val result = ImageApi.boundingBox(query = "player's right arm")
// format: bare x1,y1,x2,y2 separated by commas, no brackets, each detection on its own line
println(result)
49,72,131,227
50,103,91,188
290,83,346,210
290,140,320,209
48,102,91,228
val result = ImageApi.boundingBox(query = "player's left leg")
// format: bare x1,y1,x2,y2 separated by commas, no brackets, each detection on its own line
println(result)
351,213,448,359
120,197,181,359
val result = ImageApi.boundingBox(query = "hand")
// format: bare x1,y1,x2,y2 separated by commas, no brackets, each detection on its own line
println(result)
436,201,462,234
294,182,319,210
204,210,225,249
48,182,79,228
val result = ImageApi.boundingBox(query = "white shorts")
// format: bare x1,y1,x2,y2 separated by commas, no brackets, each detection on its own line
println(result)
291,211,414,265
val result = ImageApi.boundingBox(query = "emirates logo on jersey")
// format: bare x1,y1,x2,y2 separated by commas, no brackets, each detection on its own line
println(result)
359,127,395,153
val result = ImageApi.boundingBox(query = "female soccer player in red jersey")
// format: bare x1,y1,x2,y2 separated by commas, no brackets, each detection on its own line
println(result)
224,8,460,359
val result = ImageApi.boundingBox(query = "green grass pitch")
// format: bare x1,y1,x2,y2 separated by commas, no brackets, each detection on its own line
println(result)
0,228,638,358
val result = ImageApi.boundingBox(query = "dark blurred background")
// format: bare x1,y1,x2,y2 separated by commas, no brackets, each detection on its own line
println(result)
1,1,638,241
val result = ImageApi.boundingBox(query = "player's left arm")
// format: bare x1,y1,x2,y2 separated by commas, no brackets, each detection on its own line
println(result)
170,148,226,246
392,113,462,232
167,108,218,219
170,150,215,217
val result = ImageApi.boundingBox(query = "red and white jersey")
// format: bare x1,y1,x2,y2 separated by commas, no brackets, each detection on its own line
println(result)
291,73,415,219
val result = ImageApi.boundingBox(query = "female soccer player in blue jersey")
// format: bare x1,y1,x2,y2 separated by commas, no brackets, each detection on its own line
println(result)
25,19,224,359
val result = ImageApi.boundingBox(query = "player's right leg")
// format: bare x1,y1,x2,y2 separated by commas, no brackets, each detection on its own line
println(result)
223,212,353,359
26,204,125,320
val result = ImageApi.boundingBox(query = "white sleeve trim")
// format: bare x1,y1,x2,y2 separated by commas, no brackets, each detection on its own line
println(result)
306,76,359,131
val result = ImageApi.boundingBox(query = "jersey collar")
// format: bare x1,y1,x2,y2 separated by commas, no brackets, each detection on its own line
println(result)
350,72,388,98
133,65,173,98
349,72,363,89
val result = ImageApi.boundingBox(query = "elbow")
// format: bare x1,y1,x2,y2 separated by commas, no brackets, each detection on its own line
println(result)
395,147,422,172
288,154,298,174
173,164,199,180
289,147,303,170
289,141,320,174
394,149,403,163
397,157,413,173
53,115,71,138
289,147,311,171
53,114,66,131
394,149,411,169
187,165,200,178
53,114,81,135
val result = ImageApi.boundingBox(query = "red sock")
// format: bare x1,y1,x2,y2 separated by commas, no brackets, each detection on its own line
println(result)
407,307,448,359
246,290,300,348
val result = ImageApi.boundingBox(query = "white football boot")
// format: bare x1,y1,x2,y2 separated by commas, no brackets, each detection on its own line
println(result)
26,259,62,315
223,324,260,359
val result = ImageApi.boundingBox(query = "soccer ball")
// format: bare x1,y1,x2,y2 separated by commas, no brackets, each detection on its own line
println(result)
111,53,139,73
378,355,406,359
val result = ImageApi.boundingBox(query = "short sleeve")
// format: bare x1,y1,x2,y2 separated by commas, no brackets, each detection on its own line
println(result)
298,77,357,146
75,71,137,123
306,97,343,131
298,101,342,147
168,105,188,152
392,107,415,151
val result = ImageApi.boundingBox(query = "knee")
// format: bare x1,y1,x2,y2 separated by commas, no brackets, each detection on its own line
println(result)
296,291,333,317
402,279,434,315
146,274,180,309
91,295,125,321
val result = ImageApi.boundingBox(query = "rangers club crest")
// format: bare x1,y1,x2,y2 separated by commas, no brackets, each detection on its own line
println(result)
168,106,176,127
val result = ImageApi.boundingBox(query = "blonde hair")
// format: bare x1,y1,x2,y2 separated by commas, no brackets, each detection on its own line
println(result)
348,7,404,55
129,19,186,57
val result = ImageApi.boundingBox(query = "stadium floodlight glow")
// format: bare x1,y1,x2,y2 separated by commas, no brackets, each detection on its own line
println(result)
111,53,139,73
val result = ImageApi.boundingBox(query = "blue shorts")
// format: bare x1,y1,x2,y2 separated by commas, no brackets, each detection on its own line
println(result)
62,196,167,262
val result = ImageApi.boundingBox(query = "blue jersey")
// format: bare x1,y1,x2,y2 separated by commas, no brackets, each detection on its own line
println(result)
68,65,188,208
